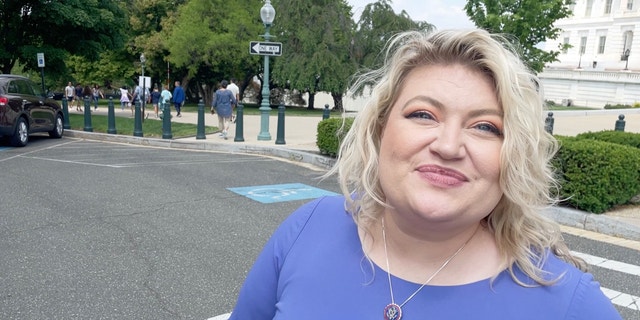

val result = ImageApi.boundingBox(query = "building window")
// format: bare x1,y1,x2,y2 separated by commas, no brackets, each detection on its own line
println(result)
563,37,570,53
605,0,613,13
622,31,633,60
598,36,606,54
580,36,587,55
586,0,594,16
628,0,634,10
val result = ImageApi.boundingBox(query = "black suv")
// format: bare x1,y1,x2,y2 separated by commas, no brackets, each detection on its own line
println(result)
0,75,64,147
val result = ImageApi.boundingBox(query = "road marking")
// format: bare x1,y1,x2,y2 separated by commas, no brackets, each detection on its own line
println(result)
560,225,640,251
572,251,640,311
207,313,230,320
0,140,78,163
228,183,339,204
572,251,640,276
601,287,640,311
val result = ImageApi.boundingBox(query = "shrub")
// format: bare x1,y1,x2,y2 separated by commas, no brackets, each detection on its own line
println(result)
553,137,640,213
604,103,633,109
316,117,354,157
576,130,640,149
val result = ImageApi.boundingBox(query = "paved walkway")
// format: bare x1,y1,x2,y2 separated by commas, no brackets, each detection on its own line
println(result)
67,106,640,241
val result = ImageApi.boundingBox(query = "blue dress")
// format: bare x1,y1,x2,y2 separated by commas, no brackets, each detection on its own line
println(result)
229,195,621,320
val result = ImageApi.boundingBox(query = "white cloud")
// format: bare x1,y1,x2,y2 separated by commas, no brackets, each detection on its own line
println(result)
348,0,475,30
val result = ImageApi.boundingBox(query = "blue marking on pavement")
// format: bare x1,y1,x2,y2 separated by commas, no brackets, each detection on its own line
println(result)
228,183,339,204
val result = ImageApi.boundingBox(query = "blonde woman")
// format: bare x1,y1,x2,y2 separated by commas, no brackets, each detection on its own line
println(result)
229,29,621,319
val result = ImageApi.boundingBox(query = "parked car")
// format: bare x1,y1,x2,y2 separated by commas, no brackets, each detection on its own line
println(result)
0,75,64,147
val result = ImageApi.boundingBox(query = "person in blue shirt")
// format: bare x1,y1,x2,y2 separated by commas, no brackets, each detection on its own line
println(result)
229,29,622,320
211,80,237,140
150,86,162,118
172,80,185,117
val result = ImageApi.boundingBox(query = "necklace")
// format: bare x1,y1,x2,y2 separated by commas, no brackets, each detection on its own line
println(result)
381,218,476,320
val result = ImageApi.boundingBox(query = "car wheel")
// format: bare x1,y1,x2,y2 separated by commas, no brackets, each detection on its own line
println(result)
49,114,64,138
10,117,28,147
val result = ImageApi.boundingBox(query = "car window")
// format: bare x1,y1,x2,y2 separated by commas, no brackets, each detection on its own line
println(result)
7,81,18,94
30,80,44,97
16,80,35,96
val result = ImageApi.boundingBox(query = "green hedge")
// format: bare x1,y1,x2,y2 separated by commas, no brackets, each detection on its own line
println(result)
553,136,640,213
576,130,640,148
316,117,354,157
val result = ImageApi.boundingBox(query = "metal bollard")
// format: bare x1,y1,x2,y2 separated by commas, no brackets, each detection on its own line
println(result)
615,114,626,131
162,102,173,139
62,97,70,129
323,104,330,120
197,99,206,139
134,100,143,137
544,112,554,134
276,103,286,145
234,103,245,142
107,97,117,134
83,96,93,132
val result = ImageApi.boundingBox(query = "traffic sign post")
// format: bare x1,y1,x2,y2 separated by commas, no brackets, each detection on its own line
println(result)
249,41,283,56
37,53,45,96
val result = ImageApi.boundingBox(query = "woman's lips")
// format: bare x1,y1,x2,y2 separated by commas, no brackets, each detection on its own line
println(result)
417,165,468,187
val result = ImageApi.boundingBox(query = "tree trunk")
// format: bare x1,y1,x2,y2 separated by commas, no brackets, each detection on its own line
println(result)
308,92,316,110
332,92,343,111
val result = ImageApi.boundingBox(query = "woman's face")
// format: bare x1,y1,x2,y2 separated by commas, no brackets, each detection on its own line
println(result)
378,64,504,232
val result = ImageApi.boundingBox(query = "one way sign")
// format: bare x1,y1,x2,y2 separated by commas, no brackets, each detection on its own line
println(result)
249,41,283,56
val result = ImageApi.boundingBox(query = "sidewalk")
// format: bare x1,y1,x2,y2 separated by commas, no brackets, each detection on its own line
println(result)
67,106,640,241
173,110,323,152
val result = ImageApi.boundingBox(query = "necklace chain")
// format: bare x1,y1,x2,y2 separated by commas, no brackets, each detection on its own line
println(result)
381,218,475,312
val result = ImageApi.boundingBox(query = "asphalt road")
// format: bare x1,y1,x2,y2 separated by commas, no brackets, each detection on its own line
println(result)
1,136,638,319
0,136,338,319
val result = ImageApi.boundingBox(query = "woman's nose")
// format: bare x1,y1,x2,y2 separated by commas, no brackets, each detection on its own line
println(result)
428,125,465,160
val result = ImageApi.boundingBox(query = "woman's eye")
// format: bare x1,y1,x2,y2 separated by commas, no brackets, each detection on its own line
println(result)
407,111,435,120
474,123,502,136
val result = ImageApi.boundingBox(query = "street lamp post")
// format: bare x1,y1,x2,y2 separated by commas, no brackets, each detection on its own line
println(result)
257,0,275,141
141,53,146,113
134,53,145,137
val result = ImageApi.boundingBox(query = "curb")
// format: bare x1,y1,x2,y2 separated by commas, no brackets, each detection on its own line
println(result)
64,130,640,242
63,130,336,170
543,207,640,241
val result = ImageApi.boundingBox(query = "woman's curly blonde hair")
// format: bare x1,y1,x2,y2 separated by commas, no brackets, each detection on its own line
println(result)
327,29,585,286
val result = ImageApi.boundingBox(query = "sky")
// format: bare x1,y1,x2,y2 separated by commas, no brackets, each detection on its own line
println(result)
347,0,475,30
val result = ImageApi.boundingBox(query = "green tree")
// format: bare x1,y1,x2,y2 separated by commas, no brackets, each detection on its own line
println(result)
272,0,356,110
465,0,573,73
350,0,433,95
164,0,263,105
352,0,433,68
127,0,187,89
0,0,126,75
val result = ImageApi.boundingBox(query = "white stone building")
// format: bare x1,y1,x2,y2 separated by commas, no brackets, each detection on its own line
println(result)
541,0,640,107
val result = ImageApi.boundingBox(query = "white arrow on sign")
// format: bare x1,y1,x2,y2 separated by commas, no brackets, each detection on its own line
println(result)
249,41,282,56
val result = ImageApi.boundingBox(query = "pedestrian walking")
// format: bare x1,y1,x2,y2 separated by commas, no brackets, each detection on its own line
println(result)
92,84,104,110
172,81,185,117
150,86,161,118
119,86,132,112
211,80,236,140
64,82,75,106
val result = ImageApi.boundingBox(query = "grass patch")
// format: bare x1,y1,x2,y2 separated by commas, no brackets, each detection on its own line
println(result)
68,113,218,138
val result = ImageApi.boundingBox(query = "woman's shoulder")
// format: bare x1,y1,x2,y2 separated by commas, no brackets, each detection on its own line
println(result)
271,195,350,242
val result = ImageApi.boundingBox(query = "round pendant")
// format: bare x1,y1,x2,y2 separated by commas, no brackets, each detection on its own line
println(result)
383,303,402,320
